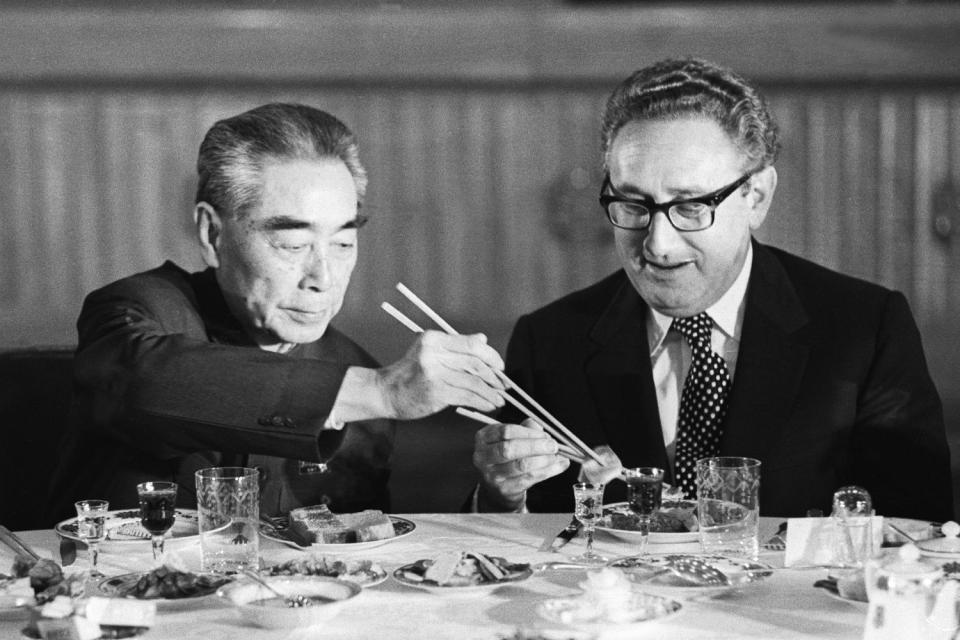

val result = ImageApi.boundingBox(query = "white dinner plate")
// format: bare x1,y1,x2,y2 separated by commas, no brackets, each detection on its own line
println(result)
597,502,699,544
609,553,773,599
54,509,199,546
259,516,416,552
96,571,232,610
392,558,533,594
538,591,682,627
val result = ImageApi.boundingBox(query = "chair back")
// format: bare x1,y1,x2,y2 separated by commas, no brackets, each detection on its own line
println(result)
0,346,74,530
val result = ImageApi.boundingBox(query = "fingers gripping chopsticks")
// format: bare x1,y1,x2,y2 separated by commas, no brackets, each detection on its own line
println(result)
382,283,603,466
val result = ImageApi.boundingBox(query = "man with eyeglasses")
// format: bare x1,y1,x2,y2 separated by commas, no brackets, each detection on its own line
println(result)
472,58,953,520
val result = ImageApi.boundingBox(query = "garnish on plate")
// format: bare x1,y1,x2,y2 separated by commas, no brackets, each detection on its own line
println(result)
266,556,386,586
399,551,529,587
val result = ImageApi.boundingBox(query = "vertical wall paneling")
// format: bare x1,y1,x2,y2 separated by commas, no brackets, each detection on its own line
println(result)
914,97,951,321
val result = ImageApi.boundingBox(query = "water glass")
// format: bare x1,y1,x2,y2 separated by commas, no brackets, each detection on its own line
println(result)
136,481,178,565
74,499,109,578
832,485,873,568
624,466,663,556
571,482,606,565
696,457,761,559
195,467,260,573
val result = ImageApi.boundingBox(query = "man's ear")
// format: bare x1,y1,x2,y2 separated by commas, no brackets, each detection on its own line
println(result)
746,165,778,230
195,202,222,268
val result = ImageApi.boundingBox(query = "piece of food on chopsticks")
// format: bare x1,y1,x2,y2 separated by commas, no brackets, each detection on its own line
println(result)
106,566,230,600
288,505,396,544
266,556,386,586
399,551,530,586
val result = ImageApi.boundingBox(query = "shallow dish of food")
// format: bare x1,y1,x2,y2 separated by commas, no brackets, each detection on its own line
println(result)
218,575,361,629
609,554,773,599
55,509,199,547
0,557,84,611
393,551,532,594
260,505,416,551
538,591,682,627
265,556,388,588
97,566,232,609
597,501,699,544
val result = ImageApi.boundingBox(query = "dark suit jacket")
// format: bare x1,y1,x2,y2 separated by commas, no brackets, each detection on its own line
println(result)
46,262,395,523
504,242,952,521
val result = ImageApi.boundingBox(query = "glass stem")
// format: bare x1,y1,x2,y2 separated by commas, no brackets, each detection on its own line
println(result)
640,517,650,556
152,535,165,563
89,542,99,575
585,527,595,557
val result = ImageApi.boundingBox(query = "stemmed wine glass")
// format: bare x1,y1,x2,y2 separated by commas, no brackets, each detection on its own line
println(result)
136,481,178,565
570,482,607,565
624,466,664,556
74,499,109,578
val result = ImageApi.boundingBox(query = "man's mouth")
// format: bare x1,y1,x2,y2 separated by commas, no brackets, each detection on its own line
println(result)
639,256,689,271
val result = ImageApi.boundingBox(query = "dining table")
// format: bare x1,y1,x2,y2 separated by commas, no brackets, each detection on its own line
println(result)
1,513,871,640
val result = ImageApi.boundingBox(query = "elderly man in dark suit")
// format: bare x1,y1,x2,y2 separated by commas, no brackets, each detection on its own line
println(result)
473,58,953,521
47,103,506,521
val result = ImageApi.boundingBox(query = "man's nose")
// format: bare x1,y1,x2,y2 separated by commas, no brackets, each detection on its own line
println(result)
643,210,684,257
300,252,332,292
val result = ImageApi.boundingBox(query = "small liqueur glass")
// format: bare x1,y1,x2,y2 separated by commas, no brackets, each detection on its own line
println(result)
832,485,873,569
571,482,607,565
624,467,664,556
74,499,109,578
137,481,178,565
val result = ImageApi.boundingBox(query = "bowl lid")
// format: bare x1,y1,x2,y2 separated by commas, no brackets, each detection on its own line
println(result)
918,521,960,555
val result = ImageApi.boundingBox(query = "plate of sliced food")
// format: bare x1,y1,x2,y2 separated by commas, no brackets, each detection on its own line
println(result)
608,553,773,599
96,566,233,610
597,500,699,544
55,509,200,547
393,551,532,594
265,556,388,588
260,505,415,551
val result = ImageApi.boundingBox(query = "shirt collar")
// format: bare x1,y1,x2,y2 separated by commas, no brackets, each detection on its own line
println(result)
646,242,753,355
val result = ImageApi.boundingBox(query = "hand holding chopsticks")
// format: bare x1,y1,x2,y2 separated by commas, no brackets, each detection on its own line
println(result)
383,282,604,467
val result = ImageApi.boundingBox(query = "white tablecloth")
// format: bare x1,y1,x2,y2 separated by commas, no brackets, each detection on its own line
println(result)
1,514,867,639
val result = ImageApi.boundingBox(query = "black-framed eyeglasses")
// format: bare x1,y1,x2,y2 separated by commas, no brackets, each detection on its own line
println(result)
599,172,755,232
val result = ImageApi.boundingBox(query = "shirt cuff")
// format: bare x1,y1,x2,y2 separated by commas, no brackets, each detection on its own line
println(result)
323,409,346,431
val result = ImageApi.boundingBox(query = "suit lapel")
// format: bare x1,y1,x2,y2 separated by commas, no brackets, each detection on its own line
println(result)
722,242,810,461
584,276,671,475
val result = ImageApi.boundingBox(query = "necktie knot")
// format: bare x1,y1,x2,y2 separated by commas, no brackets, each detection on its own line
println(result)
672,312,713,349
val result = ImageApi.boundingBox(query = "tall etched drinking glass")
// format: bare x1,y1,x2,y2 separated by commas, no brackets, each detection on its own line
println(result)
195,467,259,574
571,482,607,565
696,457,761,559
136,481,178,565
74,499,109,578
624,467,663,556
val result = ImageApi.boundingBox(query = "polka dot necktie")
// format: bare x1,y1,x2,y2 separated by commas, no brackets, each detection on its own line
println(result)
672,312,732,499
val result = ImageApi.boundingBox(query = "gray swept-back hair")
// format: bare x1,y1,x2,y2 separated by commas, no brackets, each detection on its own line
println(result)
196,103,367,218
601,58,780,171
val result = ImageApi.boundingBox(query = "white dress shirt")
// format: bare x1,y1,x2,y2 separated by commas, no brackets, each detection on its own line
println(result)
647,244,753,473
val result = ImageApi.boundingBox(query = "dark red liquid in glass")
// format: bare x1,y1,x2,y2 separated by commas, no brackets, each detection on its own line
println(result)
139,492,176,535
627,476,662,517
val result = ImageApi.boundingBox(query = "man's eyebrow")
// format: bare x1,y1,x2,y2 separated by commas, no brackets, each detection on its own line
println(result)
260,214,367,231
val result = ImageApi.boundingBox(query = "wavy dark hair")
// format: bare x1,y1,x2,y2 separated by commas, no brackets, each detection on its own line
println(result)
601,58,780,171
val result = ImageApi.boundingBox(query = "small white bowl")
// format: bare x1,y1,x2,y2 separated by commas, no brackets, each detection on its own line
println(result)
218,575,361,629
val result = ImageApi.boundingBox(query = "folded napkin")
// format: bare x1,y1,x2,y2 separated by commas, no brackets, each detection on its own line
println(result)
784,516,883,567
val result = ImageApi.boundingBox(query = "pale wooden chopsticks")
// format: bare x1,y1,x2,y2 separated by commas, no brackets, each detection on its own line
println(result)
383,283,604,466
455,407,588,464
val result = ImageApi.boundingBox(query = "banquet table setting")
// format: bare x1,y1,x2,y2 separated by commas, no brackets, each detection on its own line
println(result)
0,512,903,640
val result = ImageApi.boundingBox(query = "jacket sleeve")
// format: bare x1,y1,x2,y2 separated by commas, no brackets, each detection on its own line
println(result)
72,274,348,463
849,291,953,522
